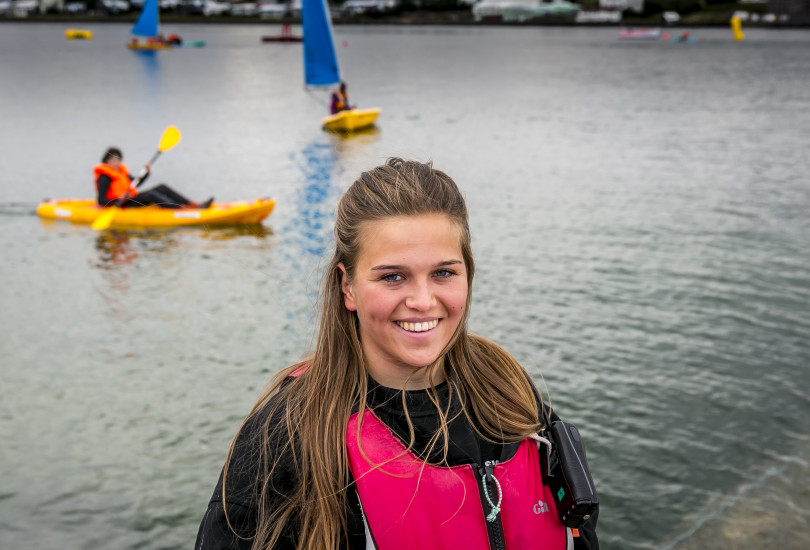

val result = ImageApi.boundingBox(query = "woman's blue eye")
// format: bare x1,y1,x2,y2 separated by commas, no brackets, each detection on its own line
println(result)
435,269,455,278
381,273,403,282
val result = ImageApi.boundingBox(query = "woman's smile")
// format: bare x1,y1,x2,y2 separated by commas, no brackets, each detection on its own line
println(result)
395,319,439,333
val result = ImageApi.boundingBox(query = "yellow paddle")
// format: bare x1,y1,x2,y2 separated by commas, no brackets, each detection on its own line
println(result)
91,126,182,231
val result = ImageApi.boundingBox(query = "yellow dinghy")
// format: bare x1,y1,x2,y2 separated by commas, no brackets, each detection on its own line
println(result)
127,41,173,51
322,108,382,133
37,198,275,228
66,29,93,40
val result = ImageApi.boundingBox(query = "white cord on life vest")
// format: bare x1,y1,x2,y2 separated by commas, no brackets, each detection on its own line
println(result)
530,433,551,450
481,471,503,522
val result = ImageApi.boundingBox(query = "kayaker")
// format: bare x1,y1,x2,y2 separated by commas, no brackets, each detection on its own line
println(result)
94,147,212,209
195,158,600,549
330,81,352,114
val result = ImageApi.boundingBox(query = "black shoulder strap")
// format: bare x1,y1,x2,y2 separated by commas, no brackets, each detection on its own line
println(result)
522,370,555,428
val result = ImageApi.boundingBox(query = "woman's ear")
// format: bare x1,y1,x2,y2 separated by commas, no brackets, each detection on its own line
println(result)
337,263,357,312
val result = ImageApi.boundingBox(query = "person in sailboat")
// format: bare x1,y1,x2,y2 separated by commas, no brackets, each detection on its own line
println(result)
194,158,600,549
95,147,213,209
330,82,353,115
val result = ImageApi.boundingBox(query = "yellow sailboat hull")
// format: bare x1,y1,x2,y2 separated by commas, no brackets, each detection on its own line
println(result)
322,108,382,132
37,198,275,228
126,42,173,50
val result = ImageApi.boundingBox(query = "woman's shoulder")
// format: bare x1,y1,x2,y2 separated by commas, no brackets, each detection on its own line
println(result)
224,376,305,499
227,365,309,460
239,374,302,441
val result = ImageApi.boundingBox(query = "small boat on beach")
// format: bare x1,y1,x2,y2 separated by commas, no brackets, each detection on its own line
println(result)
473,0,579,23
65,29,93,40
618,28,662,39
37,198,275,228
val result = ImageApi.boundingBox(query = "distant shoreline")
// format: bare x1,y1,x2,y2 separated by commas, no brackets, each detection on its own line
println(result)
3,12,809,28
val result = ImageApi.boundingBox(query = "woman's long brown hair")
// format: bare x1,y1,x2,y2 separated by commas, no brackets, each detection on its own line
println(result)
222,158,546,549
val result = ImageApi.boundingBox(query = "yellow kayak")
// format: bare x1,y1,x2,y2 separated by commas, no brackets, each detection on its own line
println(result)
37,198,275,228
322,108,382,133
66,29,93,40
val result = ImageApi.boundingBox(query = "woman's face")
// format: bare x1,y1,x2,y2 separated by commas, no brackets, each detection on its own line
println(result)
339,214,468,390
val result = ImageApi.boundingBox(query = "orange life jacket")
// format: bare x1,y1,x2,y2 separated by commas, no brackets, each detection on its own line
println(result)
94,163,137,202
331,91,349,114
336,91,347,110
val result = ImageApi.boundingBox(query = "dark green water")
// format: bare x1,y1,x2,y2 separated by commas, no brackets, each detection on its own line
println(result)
1,22,809,549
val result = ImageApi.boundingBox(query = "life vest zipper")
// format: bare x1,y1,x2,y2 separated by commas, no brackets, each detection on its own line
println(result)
478,464,507,550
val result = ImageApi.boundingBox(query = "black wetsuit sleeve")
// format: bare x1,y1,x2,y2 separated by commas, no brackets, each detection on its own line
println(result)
194,464,300,550
194,496,254,550
96,174,112,205
134,170,149,186
194,416,265,550
194,390,312,550
194,405,287,550
574,508,599,549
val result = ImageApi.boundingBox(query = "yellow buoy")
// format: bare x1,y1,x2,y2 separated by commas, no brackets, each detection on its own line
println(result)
730,16,745,42
65,29,93,40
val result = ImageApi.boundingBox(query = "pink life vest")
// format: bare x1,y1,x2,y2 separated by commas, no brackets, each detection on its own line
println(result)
346,409,573,550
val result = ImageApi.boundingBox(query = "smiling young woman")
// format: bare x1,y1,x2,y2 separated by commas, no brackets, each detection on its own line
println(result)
338,213,469,390
195,159,599,550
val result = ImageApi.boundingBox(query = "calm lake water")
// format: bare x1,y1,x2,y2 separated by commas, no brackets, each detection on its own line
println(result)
1,22,809,550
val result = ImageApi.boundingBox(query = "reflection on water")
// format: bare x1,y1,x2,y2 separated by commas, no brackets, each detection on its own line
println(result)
287,141,339,260
94,230,143,268
132,50,161,106
199,223,274,241
89,224,276,313
326,125,381,156
133,50,160,82
93,224,273,271
38,217,97,236
92,229,178,293
663,443,810,550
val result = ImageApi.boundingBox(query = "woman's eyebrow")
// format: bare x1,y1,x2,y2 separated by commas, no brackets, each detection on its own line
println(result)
370,259,462,271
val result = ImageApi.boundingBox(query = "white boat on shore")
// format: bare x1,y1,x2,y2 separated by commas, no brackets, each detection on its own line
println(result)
575,9,623,24
473,0,580,23
618,27,662,39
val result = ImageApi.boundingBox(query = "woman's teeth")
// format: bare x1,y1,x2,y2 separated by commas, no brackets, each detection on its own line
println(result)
396,319,439,332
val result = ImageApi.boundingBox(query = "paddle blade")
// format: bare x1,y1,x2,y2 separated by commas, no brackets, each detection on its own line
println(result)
159,126,182,153
91,207,117,231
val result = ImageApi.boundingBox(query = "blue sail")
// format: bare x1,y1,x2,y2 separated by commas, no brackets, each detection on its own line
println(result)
131,0,159,38
302,0,340,87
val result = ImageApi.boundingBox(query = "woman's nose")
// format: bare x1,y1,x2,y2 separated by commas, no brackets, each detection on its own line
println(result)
405,282,434,311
